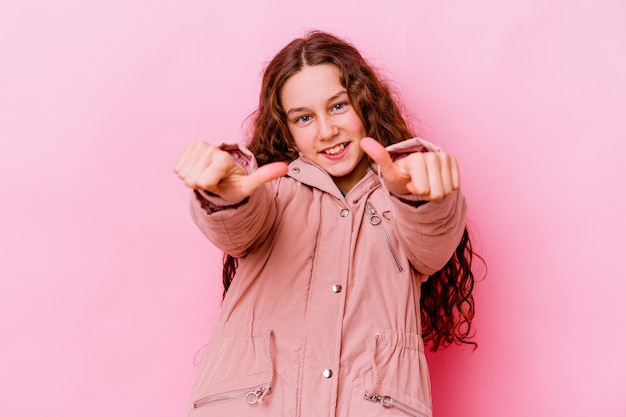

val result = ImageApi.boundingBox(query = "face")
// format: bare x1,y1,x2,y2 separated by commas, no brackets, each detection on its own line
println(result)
280,64,368,193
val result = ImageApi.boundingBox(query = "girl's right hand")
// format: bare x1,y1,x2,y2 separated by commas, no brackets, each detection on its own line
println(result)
174,141,288,203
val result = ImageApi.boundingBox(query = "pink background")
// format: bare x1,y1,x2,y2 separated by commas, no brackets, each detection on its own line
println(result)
1,0,625,416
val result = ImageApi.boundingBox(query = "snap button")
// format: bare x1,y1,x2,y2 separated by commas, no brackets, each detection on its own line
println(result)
332,284,342,293
322,368,333,378
340,209,349,217
291,167,300,173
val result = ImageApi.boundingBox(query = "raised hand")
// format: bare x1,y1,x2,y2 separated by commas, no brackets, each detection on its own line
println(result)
360,137,460,200
174,141,288,203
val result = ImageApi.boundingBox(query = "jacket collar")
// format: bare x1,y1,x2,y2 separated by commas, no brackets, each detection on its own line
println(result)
287,155,379,202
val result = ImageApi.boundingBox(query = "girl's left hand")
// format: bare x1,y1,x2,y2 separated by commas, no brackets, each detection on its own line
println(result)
360,137,460,200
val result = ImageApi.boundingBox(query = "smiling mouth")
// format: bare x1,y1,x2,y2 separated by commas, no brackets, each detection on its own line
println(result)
322,143,348,155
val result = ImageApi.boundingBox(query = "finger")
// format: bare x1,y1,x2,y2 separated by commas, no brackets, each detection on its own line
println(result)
176,142,217,182
424,153,445,200
359,137,397,175
442,154,460,193
438,154,454,196
450,155,461,190
430,154,460,198
193,150,240,191
174,142,203,176
403,155,430,196
239,162,288,195
174,142,196,173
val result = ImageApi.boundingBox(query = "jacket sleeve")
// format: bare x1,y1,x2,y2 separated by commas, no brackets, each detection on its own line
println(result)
390,190,466,276
384,138,467,276
188,143,278,258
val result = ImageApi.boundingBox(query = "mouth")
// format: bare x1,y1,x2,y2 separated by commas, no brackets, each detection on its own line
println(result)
321,142,349,155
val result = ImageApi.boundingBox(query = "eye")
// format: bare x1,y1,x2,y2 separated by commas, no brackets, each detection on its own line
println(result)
331,102,348,112
295,115,312,124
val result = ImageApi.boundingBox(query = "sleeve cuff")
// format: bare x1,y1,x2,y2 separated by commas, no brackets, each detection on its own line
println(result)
392,192,429,208
194,190,249,214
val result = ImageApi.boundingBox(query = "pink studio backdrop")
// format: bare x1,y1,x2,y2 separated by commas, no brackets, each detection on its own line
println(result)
1,0,624,416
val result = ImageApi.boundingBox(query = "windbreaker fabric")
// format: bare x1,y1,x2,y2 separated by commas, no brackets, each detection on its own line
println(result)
184,138,467,417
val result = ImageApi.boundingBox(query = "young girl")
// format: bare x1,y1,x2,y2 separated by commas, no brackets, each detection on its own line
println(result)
174,31,476,417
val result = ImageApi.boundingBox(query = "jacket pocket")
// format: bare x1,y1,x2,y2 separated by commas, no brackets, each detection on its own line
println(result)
348,330,431,417
194,383,270,409
351,378,431,417
190,373,283,416
187,323,282,416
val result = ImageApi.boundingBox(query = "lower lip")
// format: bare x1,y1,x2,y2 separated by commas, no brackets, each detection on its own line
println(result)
321,143,349,160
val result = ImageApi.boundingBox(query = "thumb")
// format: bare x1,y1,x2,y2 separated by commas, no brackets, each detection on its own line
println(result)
360,137,396,174
240,162,289,194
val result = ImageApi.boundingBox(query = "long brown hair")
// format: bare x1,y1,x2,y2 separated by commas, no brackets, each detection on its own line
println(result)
223,31,480,351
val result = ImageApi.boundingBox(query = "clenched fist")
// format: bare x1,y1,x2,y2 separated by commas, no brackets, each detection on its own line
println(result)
174,141,288,203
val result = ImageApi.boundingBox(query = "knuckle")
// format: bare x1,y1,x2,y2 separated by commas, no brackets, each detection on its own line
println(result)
428,152,442,166
429,191,444,200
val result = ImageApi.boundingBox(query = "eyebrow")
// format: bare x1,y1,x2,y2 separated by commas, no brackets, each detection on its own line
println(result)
286,90,348,115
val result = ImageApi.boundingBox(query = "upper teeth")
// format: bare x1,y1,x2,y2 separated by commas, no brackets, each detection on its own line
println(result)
324,143,346,155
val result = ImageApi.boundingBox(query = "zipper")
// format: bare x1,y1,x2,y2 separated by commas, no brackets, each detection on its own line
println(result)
193,385,270,408
365,332,427,417
364,392,428,417
194,327,275,409
365,203,404,272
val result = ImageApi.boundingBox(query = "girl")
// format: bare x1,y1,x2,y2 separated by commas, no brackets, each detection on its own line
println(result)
174,31,477,417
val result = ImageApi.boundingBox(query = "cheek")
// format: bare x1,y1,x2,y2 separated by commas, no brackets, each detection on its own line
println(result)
347,113,367,136
291,129,314,152
286,126,304,150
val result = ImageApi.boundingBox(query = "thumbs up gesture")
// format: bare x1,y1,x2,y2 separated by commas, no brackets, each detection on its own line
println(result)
360,137,460,201
174,141,288,203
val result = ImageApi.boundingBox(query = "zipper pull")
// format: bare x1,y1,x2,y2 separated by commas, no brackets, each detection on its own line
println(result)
364,391,428,416
364,203,404,272
365,203,382,225
245,386,268,404
364,391,392,408
364,391,380,402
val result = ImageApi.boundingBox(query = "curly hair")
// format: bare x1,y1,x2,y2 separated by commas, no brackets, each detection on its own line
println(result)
222,31,480,351
248,31,412,165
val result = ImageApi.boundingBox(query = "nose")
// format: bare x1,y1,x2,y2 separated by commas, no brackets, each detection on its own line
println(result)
317,115,338,141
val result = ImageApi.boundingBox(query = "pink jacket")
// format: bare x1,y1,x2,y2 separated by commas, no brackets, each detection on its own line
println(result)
184,138,466,417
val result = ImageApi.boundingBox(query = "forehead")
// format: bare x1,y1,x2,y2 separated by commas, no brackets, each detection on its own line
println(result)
280,64,344,109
